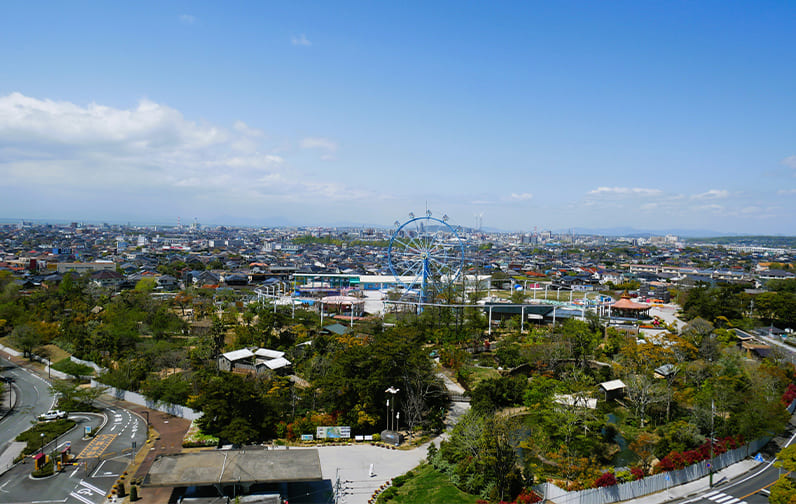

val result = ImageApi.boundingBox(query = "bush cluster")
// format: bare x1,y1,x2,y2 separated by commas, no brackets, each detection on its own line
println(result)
657,436,742,472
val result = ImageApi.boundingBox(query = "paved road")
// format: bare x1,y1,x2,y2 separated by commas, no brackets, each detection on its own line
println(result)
675,455,784,504
0,356,56,472
626,423,796,504
0,405,146,504
0,355,148,504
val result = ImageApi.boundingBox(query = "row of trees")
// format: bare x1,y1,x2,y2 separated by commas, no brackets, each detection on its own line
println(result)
683,281,796,327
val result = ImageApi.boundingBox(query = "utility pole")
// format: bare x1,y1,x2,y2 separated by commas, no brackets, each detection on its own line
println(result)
709,398,715,487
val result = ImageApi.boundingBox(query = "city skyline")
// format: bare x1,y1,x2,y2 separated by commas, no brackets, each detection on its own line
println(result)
1,2,795,234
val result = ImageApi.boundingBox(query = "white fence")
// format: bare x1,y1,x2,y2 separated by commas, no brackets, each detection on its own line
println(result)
70,356,107,374
0,344,21,357
535,436,770,504
2,343,200,420
89,379,202,421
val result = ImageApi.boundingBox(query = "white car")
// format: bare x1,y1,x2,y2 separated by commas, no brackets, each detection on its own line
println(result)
38,410,68,421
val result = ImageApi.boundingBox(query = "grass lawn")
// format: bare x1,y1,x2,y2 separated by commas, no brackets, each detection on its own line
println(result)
380,464,480,504
465,365,501,388
51,357,93,377
41,344,71,364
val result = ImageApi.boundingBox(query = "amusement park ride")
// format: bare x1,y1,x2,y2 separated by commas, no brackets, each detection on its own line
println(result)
387,210,465,307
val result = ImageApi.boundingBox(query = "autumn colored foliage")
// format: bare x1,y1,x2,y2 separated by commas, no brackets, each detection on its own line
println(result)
657,436,743,472
593,472,618,488
781,383,796,405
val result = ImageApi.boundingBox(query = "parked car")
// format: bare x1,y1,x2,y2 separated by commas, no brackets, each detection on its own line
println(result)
38,410,68,421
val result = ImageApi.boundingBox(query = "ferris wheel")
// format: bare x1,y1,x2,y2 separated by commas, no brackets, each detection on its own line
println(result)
387,211,465,305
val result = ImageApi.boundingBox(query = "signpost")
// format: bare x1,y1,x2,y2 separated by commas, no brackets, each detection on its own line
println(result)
316,426,351,439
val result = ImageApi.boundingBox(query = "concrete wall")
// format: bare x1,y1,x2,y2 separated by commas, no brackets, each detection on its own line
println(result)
89,379,202,421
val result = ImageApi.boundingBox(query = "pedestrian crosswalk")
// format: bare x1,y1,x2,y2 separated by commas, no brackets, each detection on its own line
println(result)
702,490,748,504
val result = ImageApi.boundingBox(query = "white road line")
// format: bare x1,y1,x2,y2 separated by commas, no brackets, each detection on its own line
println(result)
723,498,740,504
715,495,736,503
703,490,721,498
79,479,104,494
69,492,94,504
70,465,80,478
90,460,109,478
709,493,728,501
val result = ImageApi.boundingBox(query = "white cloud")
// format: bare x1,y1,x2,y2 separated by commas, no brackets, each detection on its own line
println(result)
233,120,264,137
179,14,196,25
691,189,729,200
695,204,724,213
782,155,796,170
301,137,337,160
291,34,312,47
301,137,337,152
587,187,662,196
509,193,533,201
777,189,796,195
0,92,370,210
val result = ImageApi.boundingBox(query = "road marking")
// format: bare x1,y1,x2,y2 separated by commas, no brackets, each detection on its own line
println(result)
703,491,721,498
739,472,785,500
69,492,94,504
715,495,736,503
723,498,740,504
76,434,116,459
709,493,728,501
79,479,105,494
70,465,80,478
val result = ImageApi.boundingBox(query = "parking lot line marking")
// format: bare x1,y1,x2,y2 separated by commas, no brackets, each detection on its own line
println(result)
79,479,105,494
69,492,94,504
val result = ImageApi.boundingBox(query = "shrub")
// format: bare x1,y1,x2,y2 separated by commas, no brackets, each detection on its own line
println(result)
516,488,542,503
631,467,645,480
32,459,54,478
782,383,796,406
379,486,397,501
594,472,617,488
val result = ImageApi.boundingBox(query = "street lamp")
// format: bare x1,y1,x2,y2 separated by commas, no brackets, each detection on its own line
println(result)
40,433,45,454
385,387,399,431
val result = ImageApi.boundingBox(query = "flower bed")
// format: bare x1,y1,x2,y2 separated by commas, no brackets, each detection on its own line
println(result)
181,420,218,448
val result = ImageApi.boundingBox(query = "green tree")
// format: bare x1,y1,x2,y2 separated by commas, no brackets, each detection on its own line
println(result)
560,319,600,369
10,324,41,358
769,476,796,504
193,373,276,443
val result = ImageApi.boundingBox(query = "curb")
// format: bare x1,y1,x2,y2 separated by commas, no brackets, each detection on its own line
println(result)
0,384,18,422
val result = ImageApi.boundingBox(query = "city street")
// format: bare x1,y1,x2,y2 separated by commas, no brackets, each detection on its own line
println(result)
0,355,57,473
0,406,146,504
0,356,147,504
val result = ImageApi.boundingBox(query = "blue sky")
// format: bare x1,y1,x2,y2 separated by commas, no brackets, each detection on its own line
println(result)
1,1,794,234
